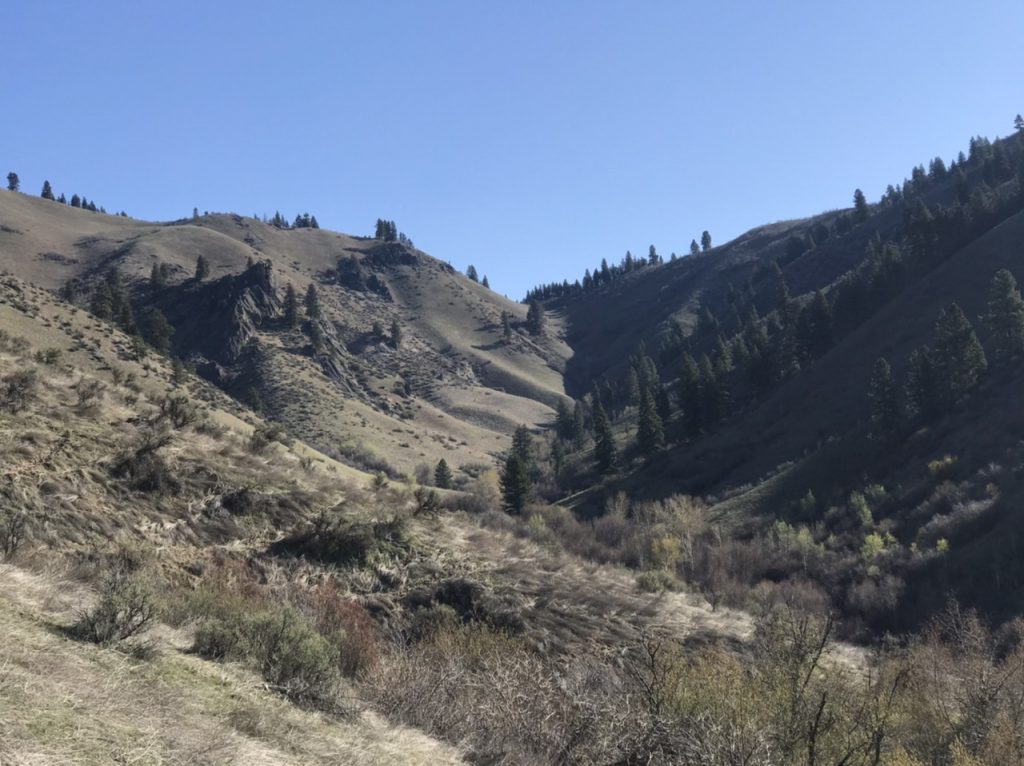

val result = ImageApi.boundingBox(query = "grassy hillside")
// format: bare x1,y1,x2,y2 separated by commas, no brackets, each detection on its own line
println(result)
0,191,570,482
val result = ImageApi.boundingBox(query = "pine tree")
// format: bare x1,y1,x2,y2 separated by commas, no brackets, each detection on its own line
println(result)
143,308,174,354
868,358,901,442
526,300,545,336
698,355,721,426
150,263,166,289
500,453,531,514
987,269,1024,364
593,402,616,474
853,188,869,222
555,400,573,440
41,181,54,200
390,318,402,349
466,265,479,282
481,275,490,289
906,346,939,421
572,401,585,446
5,172,18,192
434,458,453,489
283,284,299,328
511,424,534,466
932,303,987,408
70,194,81,208
305,284,320,319
690,239,701,257
656,385,672,423
195,255,210,281
636,385,664,456
701,231,712,252
501,311,512,341
679,352,702,436
90,282,114,320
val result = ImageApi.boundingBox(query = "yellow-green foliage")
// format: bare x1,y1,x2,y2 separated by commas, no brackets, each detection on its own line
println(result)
850,491,873,527
929,454,958,481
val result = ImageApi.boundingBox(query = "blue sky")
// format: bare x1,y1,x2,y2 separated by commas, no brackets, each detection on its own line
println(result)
2,1,1021,298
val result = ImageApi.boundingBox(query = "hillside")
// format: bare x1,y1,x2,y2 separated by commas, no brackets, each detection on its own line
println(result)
0,190,571,482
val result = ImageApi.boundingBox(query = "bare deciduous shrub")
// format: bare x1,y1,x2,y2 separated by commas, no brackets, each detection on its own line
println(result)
110,427,178,493
71,555,160,645
413,486,441,515
74,377,105,413
0,508,28,558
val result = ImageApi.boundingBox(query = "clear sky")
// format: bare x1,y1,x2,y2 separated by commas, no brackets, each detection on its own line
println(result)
2,1,1021,299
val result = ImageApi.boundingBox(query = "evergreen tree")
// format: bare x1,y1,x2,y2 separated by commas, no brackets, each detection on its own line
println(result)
308,321,325,354
690,239,701,257
906,346,939,421
70,194,81,208
636,385,665,456
932,303,987,408
390,318,402,349
698,355,721,425
1015,114,1024,134
150,263,166,289
5,172,18,192
868,358,901,442
500,453,532,514
90,281,114,320
143,308,174,354
40,181,54,200
195,255,210,281
593,402,616,475
555,400,574,440
481,275,490,289
501,311,513,341
526,299,545,336
466,265,479,282
283,283,300,328
679,352,702,436
701,230,712,252
551,439,566,481
656,385,672,424
987,269,1024,364
853,189,869,222
511,424,534,466
305,284,321,319
572,401,585,446
434,458,453,489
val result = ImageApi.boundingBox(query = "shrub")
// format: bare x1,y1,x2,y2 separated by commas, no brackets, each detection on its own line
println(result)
194,605,341,708
72,562,160,645
413,486,441,515
272,512,412,568
637,569,679,593
34,348,62,365
110,427,177,493
0,508,27,558
157,394,200,429
0,369,37,413
249,421,292,453
74,377,105,412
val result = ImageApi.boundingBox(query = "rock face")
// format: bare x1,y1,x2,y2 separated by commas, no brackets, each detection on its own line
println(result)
153,260,281,374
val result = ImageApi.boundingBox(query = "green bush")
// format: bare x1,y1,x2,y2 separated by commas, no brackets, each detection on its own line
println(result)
194,605,340,708
636,569,679,593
